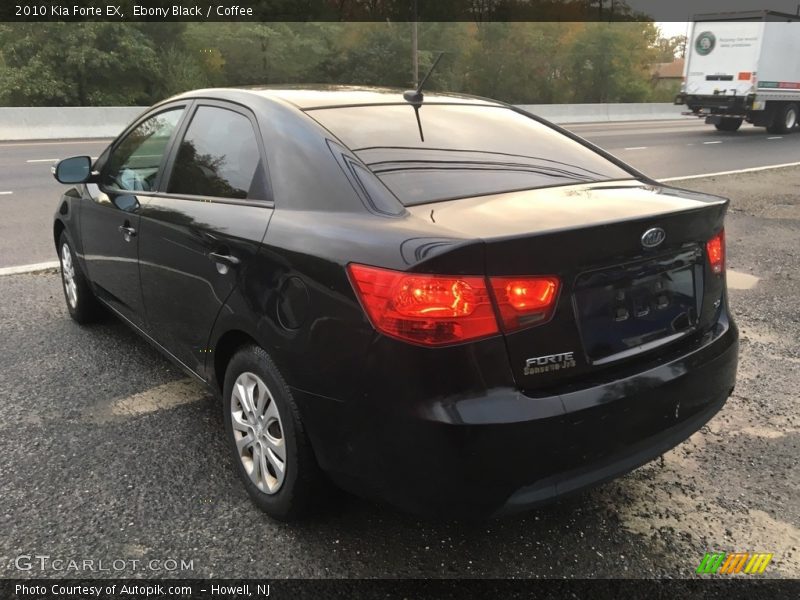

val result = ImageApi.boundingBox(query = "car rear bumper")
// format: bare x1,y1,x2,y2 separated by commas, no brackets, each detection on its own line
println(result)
497,388,726,516
296,316,738,519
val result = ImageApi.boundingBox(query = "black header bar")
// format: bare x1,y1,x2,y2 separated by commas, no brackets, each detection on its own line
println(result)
2,0,800,22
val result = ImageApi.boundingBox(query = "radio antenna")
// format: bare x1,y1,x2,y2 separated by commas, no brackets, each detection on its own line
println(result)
403,52,444,104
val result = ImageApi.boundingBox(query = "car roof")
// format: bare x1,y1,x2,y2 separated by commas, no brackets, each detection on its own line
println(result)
172,85,505,111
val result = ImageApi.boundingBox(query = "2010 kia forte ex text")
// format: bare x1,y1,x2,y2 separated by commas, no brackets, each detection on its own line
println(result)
51,86,738,520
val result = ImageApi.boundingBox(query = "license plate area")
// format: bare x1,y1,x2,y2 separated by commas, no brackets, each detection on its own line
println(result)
573,249,701,364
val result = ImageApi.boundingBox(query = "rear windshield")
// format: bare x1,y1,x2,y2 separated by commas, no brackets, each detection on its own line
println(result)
309,104,631,206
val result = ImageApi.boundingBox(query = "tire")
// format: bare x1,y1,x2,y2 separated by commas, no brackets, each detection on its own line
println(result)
766,103,798,134
58,232,101,324
223,344,324,520
714,118,743,132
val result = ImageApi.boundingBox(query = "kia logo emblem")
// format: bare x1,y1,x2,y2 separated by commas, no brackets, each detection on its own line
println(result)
641,227,666,248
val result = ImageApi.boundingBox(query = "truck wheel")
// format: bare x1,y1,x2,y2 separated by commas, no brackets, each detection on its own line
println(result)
715,118,743,132
767,103,798,134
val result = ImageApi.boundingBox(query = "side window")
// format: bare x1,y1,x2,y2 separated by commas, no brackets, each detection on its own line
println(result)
103,108,183,192
167,106,264,200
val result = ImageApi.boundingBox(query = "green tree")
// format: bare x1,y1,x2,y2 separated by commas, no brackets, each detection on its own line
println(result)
564,22,659,103
185,23,339,87
0,21,672,107
156,47,210,99
654,34,687,61
324,22,414,87
0,23,160,106
462,22,513,99
142,23,210,99
465,22,578,103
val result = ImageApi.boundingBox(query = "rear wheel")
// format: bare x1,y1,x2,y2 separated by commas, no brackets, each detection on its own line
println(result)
767,103,798,134
58,232,101,323
714,117,743,132
223,344,325,520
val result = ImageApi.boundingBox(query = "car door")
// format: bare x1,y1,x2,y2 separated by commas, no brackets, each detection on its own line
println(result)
81,106,186,327
137,101,274,376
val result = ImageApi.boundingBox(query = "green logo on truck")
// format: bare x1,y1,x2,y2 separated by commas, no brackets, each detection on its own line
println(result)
695,31,716,56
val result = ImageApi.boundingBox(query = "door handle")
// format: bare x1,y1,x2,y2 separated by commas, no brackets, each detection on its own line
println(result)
208,252,241,267
208,251,240,274
118,225,137,241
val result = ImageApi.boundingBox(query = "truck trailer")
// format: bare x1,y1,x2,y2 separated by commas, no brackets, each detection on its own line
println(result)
675,10,800,133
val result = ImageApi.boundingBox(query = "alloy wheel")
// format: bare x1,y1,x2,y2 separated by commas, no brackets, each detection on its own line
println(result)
60,242,78,309
230,371,286,494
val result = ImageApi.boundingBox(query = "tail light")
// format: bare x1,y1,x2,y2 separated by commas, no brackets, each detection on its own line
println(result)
347,264,499,346
489,276,560,332
706,229,725,274
348,264,561,346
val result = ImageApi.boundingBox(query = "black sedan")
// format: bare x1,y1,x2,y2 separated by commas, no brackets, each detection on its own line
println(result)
52,87,738,520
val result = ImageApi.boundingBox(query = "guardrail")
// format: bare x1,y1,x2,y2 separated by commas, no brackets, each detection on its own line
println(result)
0,103,691,141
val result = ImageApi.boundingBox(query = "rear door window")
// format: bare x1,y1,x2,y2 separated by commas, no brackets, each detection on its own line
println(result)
167,105,266,200
308,104,631,205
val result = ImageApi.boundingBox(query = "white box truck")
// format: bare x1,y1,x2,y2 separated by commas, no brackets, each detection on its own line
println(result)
675,10,800,133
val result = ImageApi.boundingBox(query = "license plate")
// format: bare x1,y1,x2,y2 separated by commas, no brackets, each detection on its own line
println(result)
574,253,700,363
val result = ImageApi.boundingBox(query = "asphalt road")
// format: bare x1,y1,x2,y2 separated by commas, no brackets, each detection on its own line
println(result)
569,119,800,178
1,119,799,268
0,139,110,268
0,166,798,579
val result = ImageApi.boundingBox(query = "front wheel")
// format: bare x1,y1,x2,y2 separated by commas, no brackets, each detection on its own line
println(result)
223,345,325,520
58,232,101,323
714,117,743,132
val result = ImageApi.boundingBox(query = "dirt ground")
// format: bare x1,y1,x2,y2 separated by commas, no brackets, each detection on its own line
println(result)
601,167,800,577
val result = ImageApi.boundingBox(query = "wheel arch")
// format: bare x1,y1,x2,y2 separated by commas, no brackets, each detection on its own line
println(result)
53,219,66,250
53,191,84,256
211,328,262,395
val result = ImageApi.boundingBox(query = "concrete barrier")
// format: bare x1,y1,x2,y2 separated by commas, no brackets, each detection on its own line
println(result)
0,103,692,141
517,102,692,123
0,107,147,141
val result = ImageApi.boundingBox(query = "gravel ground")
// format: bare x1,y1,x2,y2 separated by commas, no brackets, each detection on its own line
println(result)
0,167,797,579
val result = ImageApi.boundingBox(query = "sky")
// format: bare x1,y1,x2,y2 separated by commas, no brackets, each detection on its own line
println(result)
656,22,690,38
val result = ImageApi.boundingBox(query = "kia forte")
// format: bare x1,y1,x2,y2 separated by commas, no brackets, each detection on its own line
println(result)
51,87,738,519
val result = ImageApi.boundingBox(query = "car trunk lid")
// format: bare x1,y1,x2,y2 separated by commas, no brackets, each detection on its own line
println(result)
407,181,729,389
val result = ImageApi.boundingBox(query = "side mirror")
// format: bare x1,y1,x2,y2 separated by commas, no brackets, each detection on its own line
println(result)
52,156,93,184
